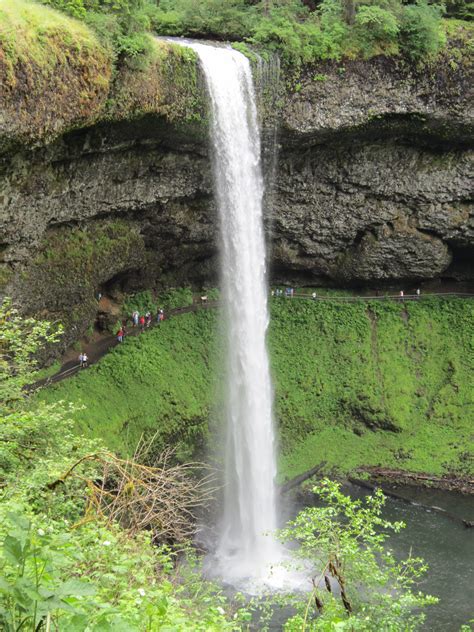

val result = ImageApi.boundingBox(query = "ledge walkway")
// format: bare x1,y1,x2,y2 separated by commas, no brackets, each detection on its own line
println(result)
32,291,473,390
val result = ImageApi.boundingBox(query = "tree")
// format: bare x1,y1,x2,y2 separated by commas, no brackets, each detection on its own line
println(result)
0,298,62,413
279,479,437,630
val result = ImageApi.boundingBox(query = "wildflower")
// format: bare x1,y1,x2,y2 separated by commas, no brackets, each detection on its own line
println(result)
103,540,111,546
37,528,45,536
138,588,146,597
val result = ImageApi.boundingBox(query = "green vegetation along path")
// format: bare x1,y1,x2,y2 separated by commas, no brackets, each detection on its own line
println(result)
37,295,474,484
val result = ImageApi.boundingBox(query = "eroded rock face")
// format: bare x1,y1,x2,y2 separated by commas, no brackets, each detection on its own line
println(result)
0,122,217,350
0,57,473,350
272,141,472,283
280,57,473,145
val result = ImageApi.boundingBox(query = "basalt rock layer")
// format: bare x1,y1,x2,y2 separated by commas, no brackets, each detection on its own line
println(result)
0,17,473,349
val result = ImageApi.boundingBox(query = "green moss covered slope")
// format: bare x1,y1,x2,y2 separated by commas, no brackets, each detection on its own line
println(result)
272,297,473,480
0,0,111,150
0,0,203,152
38,297,474,481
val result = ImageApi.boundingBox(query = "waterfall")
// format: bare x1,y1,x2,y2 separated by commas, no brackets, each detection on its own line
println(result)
179,41,281,582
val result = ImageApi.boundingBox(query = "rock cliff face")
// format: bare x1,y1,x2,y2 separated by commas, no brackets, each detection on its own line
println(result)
0,46,473,350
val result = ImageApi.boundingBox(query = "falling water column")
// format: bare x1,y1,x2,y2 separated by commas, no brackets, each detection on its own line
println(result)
181,42,281,581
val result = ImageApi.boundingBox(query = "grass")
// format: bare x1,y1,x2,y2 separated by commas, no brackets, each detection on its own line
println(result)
0,0,108,84
38,296,474,481
38,309,218,460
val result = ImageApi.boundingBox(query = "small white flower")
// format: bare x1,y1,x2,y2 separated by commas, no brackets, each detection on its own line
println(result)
37,528,45,537
217,607,225,616
137,588,146,597
103,540,111,546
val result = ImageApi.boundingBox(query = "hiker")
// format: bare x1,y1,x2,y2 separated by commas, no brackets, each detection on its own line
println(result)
117,327,124,343
399,290,404,300
78,352,88,368
145,311,152,328
78,352,84,367
312,292,317,300
416,288,421,298
159,309,165,324
139,315,145,331
132,311,139,327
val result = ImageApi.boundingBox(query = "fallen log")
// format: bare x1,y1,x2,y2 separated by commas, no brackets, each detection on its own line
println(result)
359,466,474,494
280,462,327,494
348,476,472,528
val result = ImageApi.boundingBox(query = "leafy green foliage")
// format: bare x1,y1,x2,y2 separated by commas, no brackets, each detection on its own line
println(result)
443,0,474,19
38,0,155,62
280,480,437,630
355,5,400,55
0,512,97,632
34,0,465,66
0,298,62,413
399,0,447,61
123,287,194,316
0,507,245,631
0,304,247,631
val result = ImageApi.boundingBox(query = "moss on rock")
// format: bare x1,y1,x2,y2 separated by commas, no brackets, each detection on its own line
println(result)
107,40,206,126
15,219,146,352
0,2,206,153
0,0,112,152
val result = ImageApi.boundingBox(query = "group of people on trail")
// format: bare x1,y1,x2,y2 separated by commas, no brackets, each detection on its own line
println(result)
123,309,165,340
270,288,422,300
131,308,165,332
272,288,295,298
78,306,166,370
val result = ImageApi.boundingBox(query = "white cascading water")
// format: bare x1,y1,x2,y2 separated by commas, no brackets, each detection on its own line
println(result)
180,41,282,583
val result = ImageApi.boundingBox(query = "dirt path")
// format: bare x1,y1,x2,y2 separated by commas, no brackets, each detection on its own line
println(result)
32,301,219,390
33,291,473,390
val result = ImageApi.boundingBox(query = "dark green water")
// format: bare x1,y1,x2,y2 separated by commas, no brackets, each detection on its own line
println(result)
369,485,474,631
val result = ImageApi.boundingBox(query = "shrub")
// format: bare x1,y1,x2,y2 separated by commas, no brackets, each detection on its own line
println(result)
32,0,468,67
39,0,87,19
316,0,348,59
355,5,399,54
399,0,446,61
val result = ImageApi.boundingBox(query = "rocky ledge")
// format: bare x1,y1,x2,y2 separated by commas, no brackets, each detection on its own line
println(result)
0,24,473,350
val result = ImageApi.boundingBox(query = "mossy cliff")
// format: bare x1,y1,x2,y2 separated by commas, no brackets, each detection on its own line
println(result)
16,221,146,351
37,297,474,481
0,0,206,154
0,0,473,353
